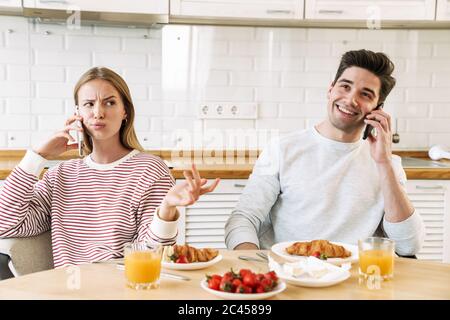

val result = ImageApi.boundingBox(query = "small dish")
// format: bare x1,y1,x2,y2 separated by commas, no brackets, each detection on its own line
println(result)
162,254,223,270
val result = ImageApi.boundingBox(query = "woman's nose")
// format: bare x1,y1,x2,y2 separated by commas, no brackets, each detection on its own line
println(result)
93,103,104,119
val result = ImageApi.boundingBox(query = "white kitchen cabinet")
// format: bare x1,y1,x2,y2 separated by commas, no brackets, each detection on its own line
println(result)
436,0,450,20
406,180,450,263
305,0,436,21
23,0,168,14
0,0,22,14
22,0,169,25
170,0,304,21
176,179,246,249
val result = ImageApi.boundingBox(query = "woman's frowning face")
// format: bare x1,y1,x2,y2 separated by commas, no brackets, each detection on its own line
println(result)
77,79,127,143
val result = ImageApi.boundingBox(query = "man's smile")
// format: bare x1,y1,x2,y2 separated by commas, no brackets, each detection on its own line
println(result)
334,102,359,118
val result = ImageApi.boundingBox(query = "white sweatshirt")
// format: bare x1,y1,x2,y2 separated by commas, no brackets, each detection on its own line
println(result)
225,127,424,256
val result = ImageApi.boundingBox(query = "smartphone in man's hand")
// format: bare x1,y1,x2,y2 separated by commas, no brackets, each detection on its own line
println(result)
363,103,384,140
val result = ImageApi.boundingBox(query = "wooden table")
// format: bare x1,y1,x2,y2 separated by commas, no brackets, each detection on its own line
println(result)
2,159,450,180
0,250,449,300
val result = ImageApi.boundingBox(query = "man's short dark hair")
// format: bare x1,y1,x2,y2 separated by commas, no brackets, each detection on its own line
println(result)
333,49,396,104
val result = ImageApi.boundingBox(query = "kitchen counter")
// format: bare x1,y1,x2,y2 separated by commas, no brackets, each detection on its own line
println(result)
1,150,450,180
170,164,450,180
0,250,449,299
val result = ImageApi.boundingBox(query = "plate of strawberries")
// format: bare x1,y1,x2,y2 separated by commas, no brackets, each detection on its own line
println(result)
201,269,286,300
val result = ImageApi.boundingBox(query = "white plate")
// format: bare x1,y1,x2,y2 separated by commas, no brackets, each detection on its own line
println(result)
271,241,359,265
276,267,351,288
268,255,352,288
162,254,223,270
200,279,286,300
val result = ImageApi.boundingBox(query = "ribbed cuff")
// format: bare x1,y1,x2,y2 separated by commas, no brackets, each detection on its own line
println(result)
383,210,423,238
149,207,179,239
383,210,425,255
225,230,260,250
18,150,47,177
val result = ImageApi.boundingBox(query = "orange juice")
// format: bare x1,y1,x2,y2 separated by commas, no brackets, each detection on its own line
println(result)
125,251,161,284
359,249,394,278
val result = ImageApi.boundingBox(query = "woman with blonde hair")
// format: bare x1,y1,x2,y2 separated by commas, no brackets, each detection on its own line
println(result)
0,67,219,268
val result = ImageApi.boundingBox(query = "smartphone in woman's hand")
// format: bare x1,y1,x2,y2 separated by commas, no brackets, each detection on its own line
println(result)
363,103,384,140
75,106,84,156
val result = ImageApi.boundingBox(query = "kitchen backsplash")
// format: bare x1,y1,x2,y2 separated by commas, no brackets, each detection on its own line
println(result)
0,16,449,151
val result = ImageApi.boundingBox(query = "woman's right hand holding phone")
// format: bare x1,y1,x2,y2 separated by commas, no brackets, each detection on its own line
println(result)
34,115,84,159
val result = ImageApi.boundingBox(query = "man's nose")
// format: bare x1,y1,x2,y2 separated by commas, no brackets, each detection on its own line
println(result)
347,91,359,108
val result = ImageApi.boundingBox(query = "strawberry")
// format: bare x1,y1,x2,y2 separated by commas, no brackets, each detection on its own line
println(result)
206,274,222,282
256,273,266,282
223,268,239,281
219,278,233,292
264,271,278,283
207,277,221,291
260,278,274,292
255,285,265,294
232,278,242,290
175,255,188,263
242,272,257,288
234,284,249,293
239,269,252,278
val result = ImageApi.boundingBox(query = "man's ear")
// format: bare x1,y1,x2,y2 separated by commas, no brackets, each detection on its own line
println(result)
327,81,335,99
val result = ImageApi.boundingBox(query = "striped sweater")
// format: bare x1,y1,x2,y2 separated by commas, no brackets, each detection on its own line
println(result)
0,149,178,268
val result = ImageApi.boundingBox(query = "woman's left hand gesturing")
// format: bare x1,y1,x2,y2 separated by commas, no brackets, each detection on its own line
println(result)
159,164,220,221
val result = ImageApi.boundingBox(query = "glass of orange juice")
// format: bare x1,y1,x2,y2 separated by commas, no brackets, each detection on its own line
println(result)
124,242,162,290
358,237,395,281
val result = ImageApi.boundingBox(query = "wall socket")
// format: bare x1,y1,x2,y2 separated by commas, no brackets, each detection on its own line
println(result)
198,102,258,119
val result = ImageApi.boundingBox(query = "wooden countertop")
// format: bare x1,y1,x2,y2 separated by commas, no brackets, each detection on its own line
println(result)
170,164,254,179
0,250,449,300
0,150,449,180
169,164,450,180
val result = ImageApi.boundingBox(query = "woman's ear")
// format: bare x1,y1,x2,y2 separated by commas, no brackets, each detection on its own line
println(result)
121,113,128,126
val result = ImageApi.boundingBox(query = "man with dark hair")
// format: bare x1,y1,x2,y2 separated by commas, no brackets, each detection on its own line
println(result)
225,49,424,256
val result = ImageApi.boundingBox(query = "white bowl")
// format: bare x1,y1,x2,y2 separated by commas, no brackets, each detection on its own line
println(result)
200,279,286,300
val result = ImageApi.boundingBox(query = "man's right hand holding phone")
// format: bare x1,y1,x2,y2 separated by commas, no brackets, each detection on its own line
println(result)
363,107,392,165
363,103,383,140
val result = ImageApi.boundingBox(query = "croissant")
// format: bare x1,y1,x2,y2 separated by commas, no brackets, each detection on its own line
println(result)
172,244,219,262
286,240,351,258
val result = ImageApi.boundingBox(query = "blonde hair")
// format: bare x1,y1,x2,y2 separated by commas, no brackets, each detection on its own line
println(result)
74,67,144,154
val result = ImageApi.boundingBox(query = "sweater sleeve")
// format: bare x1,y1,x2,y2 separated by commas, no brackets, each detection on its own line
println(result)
225,139,281,250
382,155,425,255
0,150,52,238
135,166,178,246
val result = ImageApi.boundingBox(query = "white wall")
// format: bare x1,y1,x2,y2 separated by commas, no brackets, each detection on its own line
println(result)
0,16,449,150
